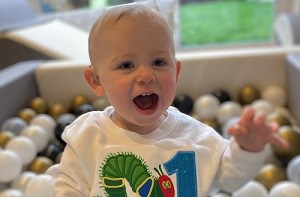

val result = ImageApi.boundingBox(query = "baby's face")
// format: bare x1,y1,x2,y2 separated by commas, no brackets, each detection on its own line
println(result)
92,14,180,133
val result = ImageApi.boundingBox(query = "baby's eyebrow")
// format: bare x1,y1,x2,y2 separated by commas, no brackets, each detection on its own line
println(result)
111,53,133,62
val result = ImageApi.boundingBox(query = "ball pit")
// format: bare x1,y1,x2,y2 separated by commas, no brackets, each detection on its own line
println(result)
0,188,23,197
17,108,37,123
216,101,242,125
20,125,49,152
269,181,300,197
251,99,274,115
287,155,300,184
231,180,268,197
5,136,37,165
0,95,111,196
1,118,27,136
255,163,287,190
173,84,300,195
194,94,220,120
0,84,299,196
24,174,52,197
0,150,22,183
11,171,37,192
261,85,287,107
30,114,56,142
272,126,300,165
1,7,299,195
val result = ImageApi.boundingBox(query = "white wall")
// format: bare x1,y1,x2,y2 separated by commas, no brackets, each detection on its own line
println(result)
275,0,300,15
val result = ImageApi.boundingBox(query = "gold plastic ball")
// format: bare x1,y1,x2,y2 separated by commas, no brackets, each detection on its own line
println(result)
255,163,287,190
71,95,89,111
28,156,54,174
202,119,220,131
18,108,37,123
49,104,68,120
0,131,15,148
272,126,300,161
266,112,292,127
29,97,48,114
238,85,260,105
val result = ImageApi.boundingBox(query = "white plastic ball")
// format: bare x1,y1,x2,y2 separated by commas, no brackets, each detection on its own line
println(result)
0,188,23,197
287,155,300,184
262,85,286,107
11,171,37,192
269,181,300,197
5,136,36,166
24,174,52,197
20,125,49,152
30,114,56,141
1,118,27,135
232,180,268,197
210,192,230,197
0,150,22,183
216,101,242,125
194,94,220,120
221,117,240,139
251,99,274,115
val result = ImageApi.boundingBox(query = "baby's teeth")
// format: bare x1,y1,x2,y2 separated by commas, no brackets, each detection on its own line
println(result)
141,93,151,96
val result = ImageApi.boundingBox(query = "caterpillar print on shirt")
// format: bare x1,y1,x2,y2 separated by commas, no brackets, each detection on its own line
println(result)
99,152,175,197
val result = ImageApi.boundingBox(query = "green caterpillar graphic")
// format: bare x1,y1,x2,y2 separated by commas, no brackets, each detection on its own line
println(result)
99,152,175,197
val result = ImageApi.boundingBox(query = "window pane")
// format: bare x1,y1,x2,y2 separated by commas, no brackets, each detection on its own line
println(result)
180,0,275,47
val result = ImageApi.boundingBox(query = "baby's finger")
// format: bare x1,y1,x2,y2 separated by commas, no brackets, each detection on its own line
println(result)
253,112,266,126
239,107,255,125
227,124,241,137
269,122,280,133
227,123,248,138
270,133,289,149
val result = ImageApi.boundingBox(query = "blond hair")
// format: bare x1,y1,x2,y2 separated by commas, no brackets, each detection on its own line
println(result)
88,3,174,65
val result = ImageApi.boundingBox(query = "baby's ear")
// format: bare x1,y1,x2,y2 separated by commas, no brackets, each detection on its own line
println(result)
84,66,105,96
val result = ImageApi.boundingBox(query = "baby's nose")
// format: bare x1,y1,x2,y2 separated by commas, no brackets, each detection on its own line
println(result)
136,67,156,84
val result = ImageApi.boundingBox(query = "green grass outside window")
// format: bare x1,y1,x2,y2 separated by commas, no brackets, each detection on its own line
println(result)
180,0,275,47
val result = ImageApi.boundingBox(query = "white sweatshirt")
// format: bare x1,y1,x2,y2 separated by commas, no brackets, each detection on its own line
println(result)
48,106,268,197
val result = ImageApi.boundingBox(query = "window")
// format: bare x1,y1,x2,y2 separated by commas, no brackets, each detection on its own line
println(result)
100,0,277,49
33,0,297,50
179,0,275,48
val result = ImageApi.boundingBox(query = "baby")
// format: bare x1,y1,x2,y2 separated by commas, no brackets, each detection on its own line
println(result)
48,3,287,197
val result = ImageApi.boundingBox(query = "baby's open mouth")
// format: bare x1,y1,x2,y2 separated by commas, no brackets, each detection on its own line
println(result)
133,93,159,110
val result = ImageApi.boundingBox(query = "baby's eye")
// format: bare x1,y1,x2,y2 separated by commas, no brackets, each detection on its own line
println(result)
119,62,134,69
152,59,166,67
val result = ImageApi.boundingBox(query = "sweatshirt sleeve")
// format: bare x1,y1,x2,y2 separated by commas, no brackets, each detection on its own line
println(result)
47,131,90,197
215,138,270,193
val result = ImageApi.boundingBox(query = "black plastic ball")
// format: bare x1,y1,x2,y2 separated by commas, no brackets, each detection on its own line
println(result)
75,104,97,116
172,94,194,114
54,122,71,146
211,89,231,103
38,143,64,162
56,113,76,125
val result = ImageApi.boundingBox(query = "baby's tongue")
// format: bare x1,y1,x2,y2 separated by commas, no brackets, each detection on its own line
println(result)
133,94,156,110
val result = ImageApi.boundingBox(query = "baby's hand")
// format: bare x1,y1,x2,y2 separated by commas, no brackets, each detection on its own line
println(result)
227,106,289,152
